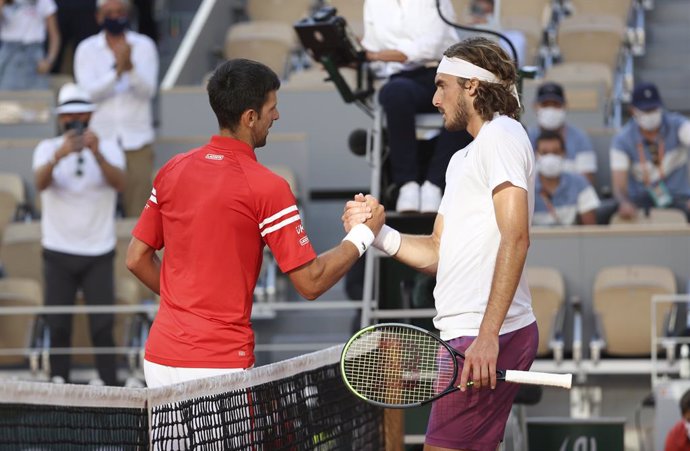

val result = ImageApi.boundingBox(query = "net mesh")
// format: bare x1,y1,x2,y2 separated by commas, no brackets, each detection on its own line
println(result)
0,346,385,450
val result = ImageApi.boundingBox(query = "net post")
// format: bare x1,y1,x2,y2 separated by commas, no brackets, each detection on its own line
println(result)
384,408,404,451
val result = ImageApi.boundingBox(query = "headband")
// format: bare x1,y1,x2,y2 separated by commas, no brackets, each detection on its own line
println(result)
437,56,520,107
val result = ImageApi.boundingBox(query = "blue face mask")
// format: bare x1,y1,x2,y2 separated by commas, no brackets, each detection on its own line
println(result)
102,17,129,35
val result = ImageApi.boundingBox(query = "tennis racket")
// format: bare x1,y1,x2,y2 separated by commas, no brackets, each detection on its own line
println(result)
340,323,572,408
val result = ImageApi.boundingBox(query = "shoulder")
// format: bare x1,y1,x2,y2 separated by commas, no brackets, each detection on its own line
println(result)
561,172,589,190
75,33,100,52
39,0,57,14
245,161,292,195
34,137,60,153
565,123,590,142
485,116,531,148
665,111,689,127
612,121,637,147
127,31,157,50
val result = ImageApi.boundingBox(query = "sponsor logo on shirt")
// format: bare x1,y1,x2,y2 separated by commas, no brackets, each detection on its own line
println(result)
295,224,304,235
299,236,310,246
205,153,224,160
238,350,246,357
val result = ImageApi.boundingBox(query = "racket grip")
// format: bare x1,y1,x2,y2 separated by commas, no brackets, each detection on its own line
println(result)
504,370,572,389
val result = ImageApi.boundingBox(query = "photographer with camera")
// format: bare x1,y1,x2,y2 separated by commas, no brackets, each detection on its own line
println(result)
361,0,473,213
32,82,126,386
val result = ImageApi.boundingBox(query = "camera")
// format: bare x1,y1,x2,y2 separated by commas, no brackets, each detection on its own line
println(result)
64,120,87,135
294,6,364,67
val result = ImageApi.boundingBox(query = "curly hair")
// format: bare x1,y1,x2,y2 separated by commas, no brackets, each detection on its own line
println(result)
443,37,521,121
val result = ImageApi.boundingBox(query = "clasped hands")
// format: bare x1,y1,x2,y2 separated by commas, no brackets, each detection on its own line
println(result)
342,193,386,236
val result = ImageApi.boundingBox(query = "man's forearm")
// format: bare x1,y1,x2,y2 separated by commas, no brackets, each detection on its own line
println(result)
480,235,529,337
393,233,440,275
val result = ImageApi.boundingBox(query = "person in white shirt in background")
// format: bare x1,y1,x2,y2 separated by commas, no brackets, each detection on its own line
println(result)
527,81,598,184
74,0,158,218
532,130,600,226
32,83,126,386
361,0,473,213
0,0,60,89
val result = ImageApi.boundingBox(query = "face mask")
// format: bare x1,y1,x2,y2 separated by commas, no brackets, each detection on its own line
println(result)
102,17,129,35
537,107,566,130
635,109,662,131
537,154,564,178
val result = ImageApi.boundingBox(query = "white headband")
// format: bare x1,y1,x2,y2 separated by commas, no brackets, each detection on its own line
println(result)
437,56,520,107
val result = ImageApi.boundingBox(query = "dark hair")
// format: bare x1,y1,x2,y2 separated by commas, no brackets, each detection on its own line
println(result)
443,37,520,121
206,59,281,132
535,129,566,153
681,389,690,415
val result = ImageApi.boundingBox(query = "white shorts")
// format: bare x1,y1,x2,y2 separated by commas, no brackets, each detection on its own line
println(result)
144,359,246,388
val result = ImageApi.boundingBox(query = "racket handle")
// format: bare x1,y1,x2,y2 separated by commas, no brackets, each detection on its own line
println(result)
504,370,572,389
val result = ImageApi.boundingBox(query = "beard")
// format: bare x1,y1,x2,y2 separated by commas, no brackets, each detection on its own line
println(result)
443,94,470,132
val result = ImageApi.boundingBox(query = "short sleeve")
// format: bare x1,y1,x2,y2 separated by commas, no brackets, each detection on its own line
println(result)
32,139,57,170
577,184,601,213
132,170,164,250
256,177,316,273
610,147,630,171
479,126,531,192
39,0,57,17
100,139,126,170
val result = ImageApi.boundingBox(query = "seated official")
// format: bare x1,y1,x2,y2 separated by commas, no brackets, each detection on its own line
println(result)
533,130,600,226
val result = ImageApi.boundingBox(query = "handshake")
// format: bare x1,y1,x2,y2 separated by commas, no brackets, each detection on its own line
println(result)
341,194,401,257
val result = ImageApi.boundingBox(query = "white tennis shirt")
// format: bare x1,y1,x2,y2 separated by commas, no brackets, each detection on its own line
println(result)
434,115,536,340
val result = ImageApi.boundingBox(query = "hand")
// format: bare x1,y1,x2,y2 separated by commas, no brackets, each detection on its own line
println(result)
459,334,499,391
83,129,100,154
59,130,84,156
342,193,372,232
617,200,637,220
113,40,133,75
36,59,52,74
363,194,385,235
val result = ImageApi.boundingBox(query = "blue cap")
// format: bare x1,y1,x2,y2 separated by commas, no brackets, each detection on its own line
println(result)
631,82,663,110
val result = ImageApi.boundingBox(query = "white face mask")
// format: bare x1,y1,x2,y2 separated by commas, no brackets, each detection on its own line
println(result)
635,108,663,131
537,154,564,178
537,107,567,130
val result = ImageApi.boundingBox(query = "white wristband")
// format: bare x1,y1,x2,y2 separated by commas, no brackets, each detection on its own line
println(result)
372,225,401,256
342,223,375,257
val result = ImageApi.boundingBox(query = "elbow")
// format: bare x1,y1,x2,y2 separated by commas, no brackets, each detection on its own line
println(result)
125,252,141,275
296,286,321,301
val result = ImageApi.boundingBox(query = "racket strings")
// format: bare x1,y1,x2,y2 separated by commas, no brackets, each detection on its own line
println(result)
343,326,455,405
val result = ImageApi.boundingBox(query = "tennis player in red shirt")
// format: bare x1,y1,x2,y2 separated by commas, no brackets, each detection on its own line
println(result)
126,59,384,387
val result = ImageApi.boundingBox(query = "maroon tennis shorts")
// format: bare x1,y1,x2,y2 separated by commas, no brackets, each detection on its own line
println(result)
425,321,538,451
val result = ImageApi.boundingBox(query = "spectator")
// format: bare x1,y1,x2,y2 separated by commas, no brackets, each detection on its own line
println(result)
362,0,473,213
32,82,126,386
527,82,598,183
610,82,690,222
51,0,99,75
74,0,158,218
0,0,61,90
533,130,600,226
665,388,690,451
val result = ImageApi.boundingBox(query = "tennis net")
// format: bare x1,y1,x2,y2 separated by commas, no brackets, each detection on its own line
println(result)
0,346,385,450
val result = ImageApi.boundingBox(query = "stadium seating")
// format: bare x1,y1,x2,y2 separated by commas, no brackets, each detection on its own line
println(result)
245,0,314,24
327,0,364,37
591,265,677,356
526,266,566,358
0,221,43,286
0,278,42,366
224,21,297,79
557,14,627,71
565,0,633,22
